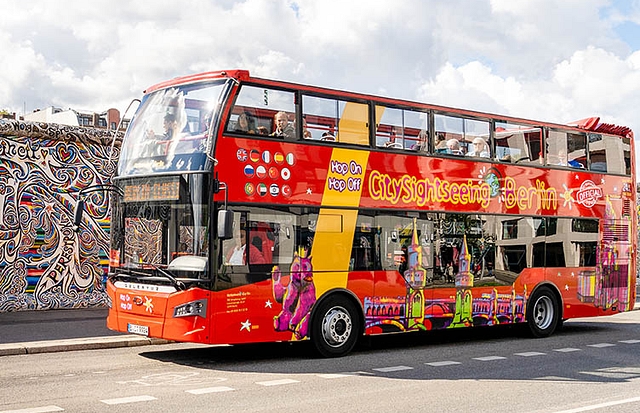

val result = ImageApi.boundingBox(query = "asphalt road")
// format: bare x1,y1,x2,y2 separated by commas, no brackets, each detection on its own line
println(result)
2,310,640,412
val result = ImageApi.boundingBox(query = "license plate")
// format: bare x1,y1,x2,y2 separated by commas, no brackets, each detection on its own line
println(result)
127,323,149,336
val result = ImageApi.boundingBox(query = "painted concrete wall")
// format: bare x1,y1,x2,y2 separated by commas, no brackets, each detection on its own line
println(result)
0,120,121,312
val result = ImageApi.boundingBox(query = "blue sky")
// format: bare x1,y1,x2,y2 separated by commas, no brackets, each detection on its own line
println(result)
1,0,639,178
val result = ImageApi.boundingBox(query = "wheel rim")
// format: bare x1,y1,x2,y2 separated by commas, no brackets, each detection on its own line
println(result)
533,295,554,330
321,306,353,348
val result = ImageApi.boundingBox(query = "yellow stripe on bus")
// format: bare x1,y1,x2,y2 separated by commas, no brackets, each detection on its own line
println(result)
311,148,369,294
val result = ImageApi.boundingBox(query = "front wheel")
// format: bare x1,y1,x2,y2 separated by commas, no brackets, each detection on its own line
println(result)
526,286,560,338
311,296,361,358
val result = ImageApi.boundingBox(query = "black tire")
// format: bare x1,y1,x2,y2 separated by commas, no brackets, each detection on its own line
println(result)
526,286,560,338
311,295,361,358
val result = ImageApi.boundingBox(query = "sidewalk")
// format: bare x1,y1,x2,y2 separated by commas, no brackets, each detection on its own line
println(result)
0,307,169,356
1,290,639,357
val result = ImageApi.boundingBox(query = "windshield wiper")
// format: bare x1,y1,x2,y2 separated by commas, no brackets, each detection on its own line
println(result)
135,261,186,290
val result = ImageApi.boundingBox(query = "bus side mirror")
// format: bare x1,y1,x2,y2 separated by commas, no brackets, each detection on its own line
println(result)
72,199,85,233
217,210,234,240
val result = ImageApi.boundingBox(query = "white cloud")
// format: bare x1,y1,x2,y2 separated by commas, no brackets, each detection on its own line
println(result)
1,0,639,176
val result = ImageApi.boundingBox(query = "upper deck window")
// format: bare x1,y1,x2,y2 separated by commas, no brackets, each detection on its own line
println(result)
118,80,228,177
374,105,428,151
494,122,542,165
547,130,586,169
435,114,490,158
302,95,369,146
588,133,631,175
227,85,297,138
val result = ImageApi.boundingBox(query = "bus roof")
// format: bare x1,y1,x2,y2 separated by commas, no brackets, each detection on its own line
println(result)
143,69,633,139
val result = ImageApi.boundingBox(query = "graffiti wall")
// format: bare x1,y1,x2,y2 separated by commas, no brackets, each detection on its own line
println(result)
0,120,121,312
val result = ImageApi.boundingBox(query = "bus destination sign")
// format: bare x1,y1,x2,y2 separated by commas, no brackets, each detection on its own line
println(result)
123,177,180,202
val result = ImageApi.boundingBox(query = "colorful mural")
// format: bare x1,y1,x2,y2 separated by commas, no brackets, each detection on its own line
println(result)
0,120,120,312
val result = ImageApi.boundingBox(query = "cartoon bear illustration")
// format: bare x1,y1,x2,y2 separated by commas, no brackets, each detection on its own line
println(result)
271,248,316,339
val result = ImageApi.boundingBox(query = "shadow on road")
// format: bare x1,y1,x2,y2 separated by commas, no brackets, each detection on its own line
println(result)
139,319,640,384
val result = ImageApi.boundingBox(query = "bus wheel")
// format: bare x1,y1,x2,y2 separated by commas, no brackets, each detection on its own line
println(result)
311,296,360,358
526,286,560,338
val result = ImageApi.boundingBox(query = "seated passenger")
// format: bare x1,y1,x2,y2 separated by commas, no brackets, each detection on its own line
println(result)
235,111,256,134
466,137,490,158
225,229,265,265
321,132,336,141
434,132,447,152
446,138,463,155
270,111,295,139
411,130,428,151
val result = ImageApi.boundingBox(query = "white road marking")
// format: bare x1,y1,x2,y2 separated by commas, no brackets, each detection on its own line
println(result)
100,395,157,405
373,366,414,372
515,352,546,357
473,356,507,361
0,406,64,413
256,379,300,386
587,343,615,348
186,386,235,394
554,348,582,352
619,339,640,344
317,373,354,379
425,361,462,366
551,396,640,413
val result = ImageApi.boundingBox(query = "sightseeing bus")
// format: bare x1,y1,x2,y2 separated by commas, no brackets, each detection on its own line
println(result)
81,69,636,357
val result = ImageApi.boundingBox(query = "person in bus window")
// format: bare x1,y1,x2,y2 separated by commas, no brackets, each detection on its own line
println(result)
300,118,312,139
466,137,490,158
434,132,448,153
271,111,295,139
321,132,336,141
446,138,463,155
411,130,428,151
235,111,256,134
226,228,266,265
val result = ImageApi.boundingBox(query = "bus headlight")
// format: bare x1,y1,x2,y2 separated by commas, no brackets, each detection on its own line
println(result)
173,299,207,318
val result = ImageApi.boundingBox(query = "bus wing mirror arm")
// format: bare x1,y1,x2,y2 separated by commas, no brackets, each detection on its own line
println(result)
216,180,234,240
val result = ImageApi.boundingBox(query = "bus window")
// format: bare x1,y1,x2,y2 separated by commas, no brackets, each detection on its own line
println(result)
375,106,404,149
547,130,586,168
434,114,489,157
350,214,381,271
375,106,429,151
228,85,297,138
588,133,631,175
495,122,542,165
303,95,369,145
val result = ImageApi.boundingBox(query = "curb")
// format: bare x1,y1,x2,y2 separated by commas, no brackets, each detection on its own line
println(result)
0,335,171,357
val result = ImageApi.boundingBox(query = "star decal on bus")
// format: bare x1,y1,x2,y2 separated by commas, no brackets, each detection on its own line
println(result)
240,319,251,332
265,300,273,308
306,188,312,195
565,285,569,291
561,184,574,209
143,297,154,313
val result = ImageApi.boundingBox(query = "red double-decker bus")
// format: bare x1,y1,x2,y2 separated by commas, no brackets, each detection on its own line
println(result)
92,69,636,357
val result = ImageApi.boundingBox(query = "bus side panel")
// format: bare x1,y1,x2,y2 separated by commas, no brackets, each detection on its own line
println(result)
209,280,305,345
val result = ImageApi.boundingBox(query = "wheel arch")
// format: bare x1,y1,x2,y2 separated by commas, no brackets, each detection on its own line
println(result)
310,288,365,338
528,281,564,321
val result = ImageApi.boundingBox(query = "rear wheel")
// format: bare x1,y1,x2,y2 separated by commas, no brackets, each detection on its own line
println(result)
526,286,560,338
311,296,360,358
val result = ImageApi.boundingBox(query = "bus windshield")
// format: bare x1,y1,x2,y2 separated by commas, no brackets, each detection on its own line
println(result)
111,173,210,281
118,80,228,177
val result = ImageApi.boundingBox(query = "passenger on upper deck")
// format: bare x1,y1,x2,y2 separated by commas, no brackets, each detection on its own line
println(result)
411,130,428,151
271,111,295,139
466,137,490,158
235,111,257,134
434,133,447,153
446,138,463,155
